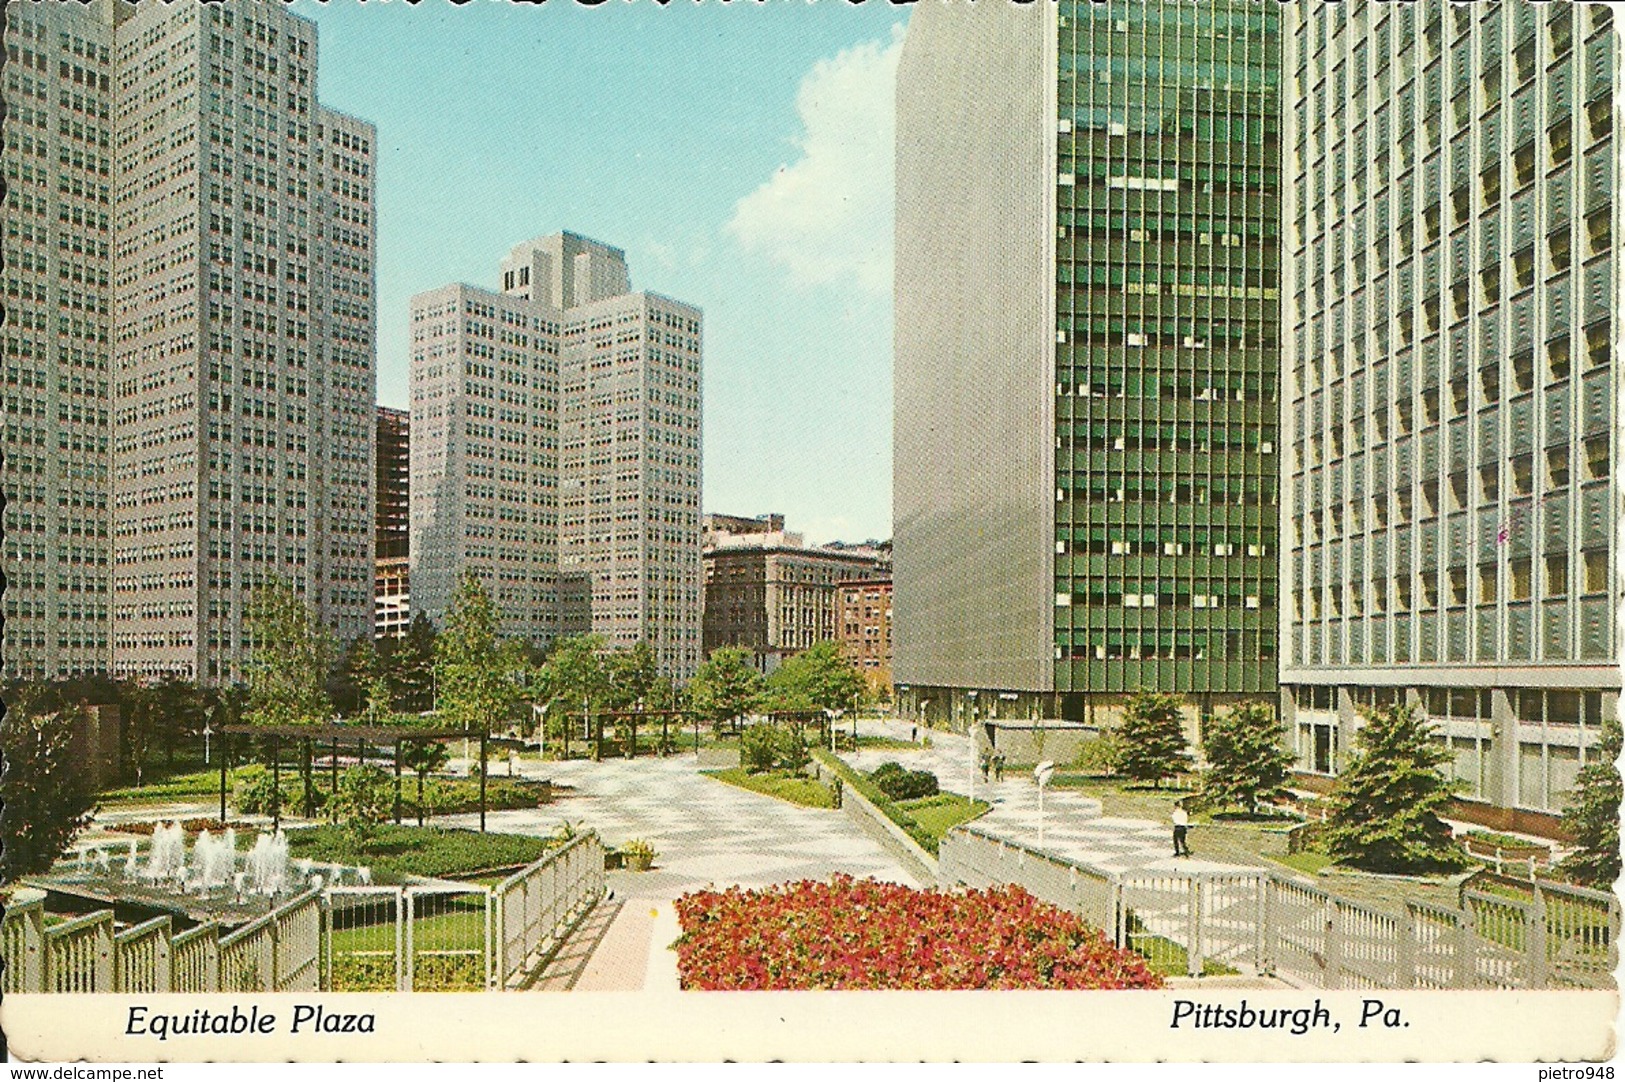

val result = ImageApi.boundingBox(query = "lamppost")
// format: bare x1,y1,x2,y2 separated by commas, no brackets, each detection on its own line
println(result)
1035,760,1055,849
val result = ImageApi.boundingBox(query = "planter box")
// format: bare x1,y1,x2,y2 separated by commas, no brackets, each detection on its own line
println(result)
1461,834,1551,864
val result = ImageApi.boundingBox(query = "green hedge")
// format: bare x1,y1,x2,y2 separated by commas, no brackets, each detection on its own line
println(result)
285,824,556,882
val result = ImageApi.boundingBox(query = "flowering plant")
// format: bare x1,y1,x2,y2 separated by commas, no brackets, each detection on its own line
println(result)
673,875,1163,990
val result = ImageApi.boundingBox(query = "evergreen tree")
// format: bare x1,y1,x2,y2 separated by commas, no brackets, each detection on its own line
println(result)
1559,710,1622,889
1,692,97,882
1201,700,1293,815
1116,689,1192,788
390,612,439,713
1323,702,1466,873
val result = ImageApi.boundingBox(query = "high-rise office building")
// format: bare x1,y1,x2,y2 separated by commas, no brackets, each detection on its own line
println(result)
3,0,375,684
375,405,410,638
3,2,116,681
1280,1,1620,822
410,233,703,676
893,0,1282,730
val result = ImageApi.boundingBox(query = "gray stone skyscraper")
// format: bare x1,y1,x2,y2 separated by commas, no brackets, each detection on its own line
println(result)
410,233,702,677
3,0,376,683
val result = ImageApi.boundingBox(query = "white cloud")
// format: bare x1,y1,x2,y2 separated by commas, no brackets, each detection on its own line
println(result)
726,26,902,293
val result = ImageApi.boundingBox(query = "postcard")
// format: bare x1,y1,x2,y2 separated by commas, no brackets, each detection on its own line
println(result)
2,0,1620,1064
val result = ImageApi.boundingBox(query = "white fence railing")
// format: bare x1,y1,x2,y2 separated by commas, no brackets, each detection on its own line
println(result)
493,832,605,989
6,836,608,994
939,825,1619,989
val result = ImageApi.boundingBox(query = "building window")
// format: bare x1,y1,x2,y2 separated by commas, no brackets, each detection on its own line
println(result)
1510,558,1533,601
1546,555,1568,597
1583,551,1609,594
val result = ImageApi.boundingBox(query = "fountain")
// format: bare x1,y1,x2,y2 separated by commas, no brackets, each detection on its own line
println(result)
32,822,351,927
245,830,290,897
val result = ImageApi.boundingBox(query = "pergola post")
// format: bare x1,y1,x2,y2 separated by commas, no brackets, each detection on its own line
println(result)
393,740,404,825
302,737,314,819
219,732,229,823
330,737,340,822
271,733,282,832
628,712,638,759
478,729,488,833
661,712,669,757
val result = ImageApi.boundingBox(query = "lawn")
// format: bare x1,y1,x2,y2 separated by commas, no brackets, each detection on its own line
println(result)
1268,850,1337,877
327,894,488,991
100,768,238,803
702,769,837,809
895,793,990,844
284,824,556,883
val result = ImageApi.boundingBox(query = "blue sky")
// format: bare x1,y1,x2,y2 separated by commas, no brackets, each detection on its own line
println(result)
291,0,909,544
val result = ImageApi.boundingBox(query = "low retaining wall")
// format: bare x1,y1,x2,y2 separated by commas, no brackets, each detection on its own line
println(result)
837,778,937,887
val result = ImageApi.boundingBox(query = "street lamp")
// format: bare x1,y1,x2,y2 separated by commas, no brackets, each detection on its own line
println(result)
1034,760,1055,849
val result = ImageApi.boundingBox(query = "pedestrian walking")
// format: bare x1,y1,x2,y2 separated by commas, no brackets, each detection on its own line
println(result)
980,752,991,782
993,753,1006,782
1172,801,1191,857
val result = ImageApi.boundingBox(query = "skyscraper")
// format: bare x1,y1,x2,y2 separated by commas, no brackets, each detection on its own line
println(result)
375,405,411,638
3,0,376,684
410,233,703,676
3,1,115,680
1280,1,1619,821
893,0,1282,730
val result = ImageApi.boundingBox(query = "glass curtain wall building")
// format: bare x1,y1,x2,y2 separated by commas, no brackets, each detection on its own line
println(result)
1280,1,1620,822
894,0,1281,730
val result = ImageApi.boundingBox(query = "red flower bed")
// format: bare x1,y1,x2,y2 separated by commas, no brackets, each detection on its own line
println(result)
673,875,1163,990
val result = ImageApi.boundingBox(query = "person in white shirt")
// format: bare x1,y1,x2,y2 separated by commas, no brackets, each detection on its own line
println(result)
1172,802,1191,857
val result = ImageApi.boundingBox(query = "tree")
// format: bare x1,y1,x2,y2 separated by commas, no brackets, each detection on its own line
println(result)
1323,702,1466,874
121,682,157,787
605,641,658,712
1559,710,1621,889
765,641,865,715
435,573,526,739
388,612,438,713
332,764,392,846
244,578,334,728
149,675,204,768
540,634,609,748
1,694,97,882
402,739,451,826
1200,701,1293,816
689,647,765,733
1116,689,1192,788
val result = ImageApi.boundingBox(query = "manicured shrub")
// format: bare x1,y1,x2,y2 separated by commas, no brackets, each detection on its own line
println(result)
870,761,938,801
740,725,777,773
674,876,1162,990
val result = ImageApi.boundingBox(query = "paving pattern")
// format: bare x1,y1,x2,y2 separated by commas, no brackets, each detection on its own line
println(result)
845,722,1247,877
440,754,922,896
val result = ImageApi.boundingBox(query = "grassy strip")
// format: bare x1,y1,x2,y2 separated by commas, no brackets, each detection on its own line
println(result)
702,768,837,809
100,768,240,803
1268,850,1337,876
285,824,555,884
813,750,987,856
896,793,991,842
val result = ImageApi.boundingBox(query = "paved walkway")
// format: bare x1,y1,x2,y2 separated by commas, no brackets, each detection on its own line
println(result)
846,721,1250,878
439,754,921,990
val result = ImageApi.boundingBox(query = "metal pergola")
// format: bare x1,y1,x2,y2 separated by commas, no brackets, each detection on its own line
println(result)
216,723,490,832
